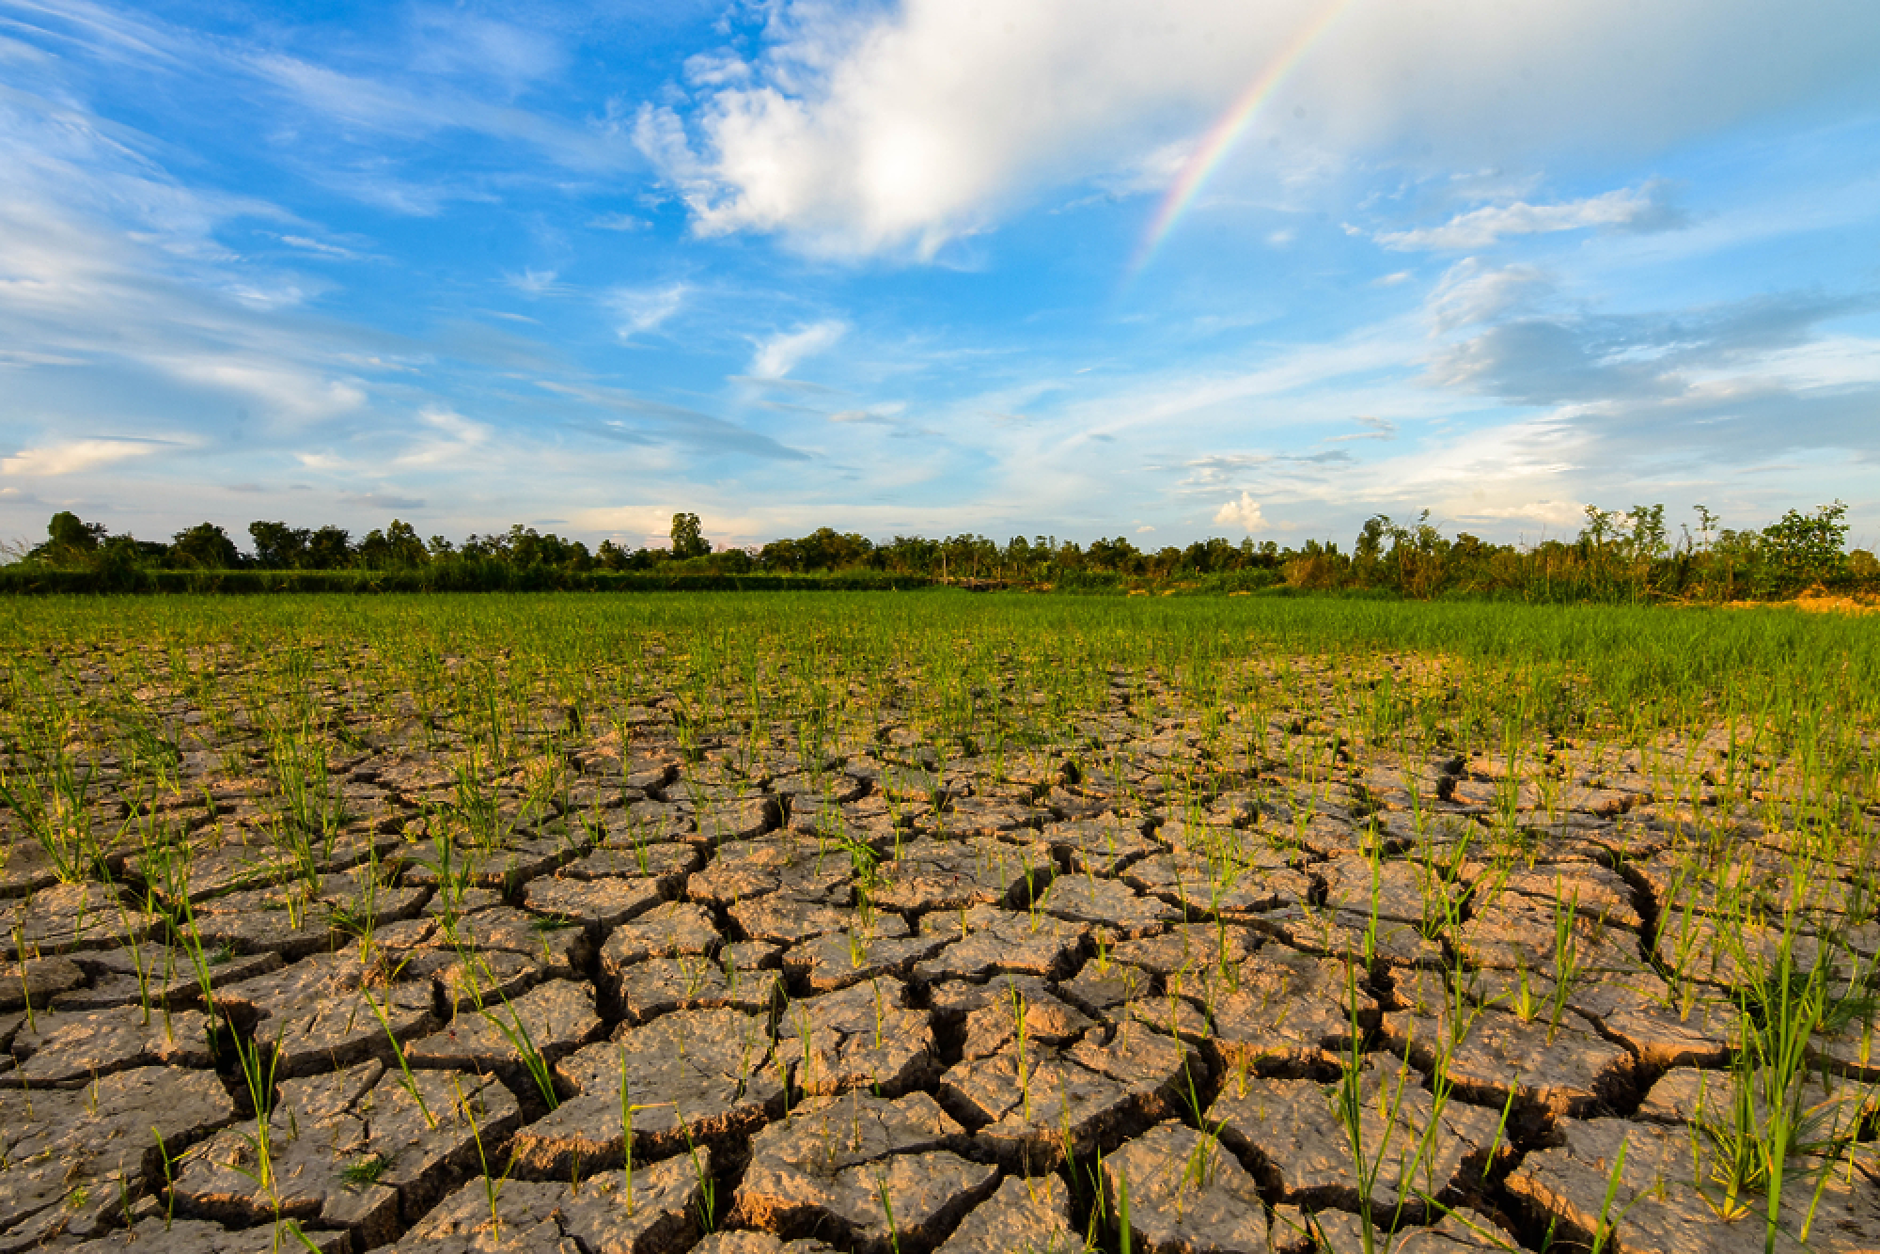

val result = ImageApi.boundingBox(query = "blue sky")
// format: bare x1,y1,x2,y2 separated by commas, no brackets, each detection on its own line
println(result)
2,0,1878,554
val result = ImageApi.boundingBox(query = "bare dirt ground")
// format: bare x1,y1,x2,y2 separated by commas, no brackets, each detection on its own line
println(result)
2,649,1877,1253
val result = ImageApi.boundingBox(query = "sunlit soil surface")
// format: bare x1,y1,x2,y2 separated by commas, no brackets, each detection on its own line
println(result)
1,593,1876,1253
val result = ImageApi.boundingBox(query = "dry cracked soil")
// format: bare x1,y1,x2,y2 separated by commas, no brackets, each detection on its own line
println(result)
1,652,1877,1254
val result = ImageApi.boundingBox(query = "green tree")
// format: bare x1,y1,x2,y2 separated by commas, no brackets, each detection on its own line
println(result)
670,512,709,560
356,519,429,568
169,522,242,569
304,527,354,569
248,521,310,569
1760,501,1849,591
30,511,108,566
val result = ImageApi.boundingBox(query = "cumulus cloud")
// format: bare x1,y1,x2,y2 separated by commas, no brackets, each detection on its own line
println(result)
1376,183,1685,251
749,320,847,379
1213,491,1269,532
640,0,1880,257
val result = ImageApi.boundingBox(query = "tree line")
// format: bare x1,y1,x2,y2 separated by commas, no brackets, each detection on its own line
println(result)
8,502,1873,601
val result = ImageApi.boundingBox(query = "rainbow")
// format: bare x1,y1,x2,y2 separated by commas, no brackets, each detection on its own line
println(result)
1125,0,1354,283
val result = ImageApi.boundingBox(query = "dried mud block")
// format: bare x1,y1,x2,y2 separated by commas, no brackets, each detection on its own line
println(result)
1110,925,1262,979
513,1009,784,1174
62,1217,351,1254
688,837,851,906
1059,958,1155,1019
175,1060,519,1248
424,905,591,975
613,945,783,1022
1154,821,1297,863
622,799,700,845
425,888,504,916
191,885,342,960
1655,913,1830,989
1124,853,1312,917
1293,1207,1522,1253
406,978,603,1084
872,837,1054,912
1810,1018,1880,1083
1468,860,1642,930
1436,965,1734,1070
945,797,1049,837
1039,817,1158,876
1207,1064,1511,1224
1101,1121,1267,1254
560,842,701,891
58,945,283,1013
0,842,64,902
393,1152,705,1254
7,1002,214,1086
1455,898,1643,974
601,899,723,970
1317,857,1454,926
935,1173,1080,1254
956,978,1096,1061
0,1066,236,1248
691,1232,840,1254
1123,991,1213,1048
784,926,948,993
735,892,905,946
1251,906,1443,969
694,795,783,843
1637,1064,1878,1136
781,977,935,1097
520,874,664,937
1035,874,1178,937
404,832,585,890
186,873,424,962
3,882,155,958
731,1091,996,1254
218,955,437,1078
1188,946,1376,1075
1507,1117,1880,1254
940,1024,1194,1167
0,955,85,1012
406,949,547,1013
1382,1007,1638,1128
914,905,1087,983
1273,814,1376,861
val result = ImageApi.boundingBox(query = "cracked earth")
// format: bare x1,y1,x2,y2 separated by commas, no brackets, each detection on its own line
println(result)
1,639,1877,1253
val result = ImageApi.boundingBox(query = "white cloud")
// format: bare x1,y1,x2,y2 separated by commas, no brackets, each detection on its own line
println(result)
749,320,847,379
506,268,563,296
1377,185,1680,251
1213,491,1269,532
1424,260,1549,334
642,0,1880,257
395,406,491,466
0,438,164,476
586,213,648,232
608,283,689,340
159,359,368,424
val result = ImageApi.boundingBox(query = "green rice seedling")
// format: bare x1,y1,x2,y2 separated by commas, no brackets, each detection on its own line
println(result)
340,1153,392,1187
152,1126,176,1229
678,1118,716,1233
455,1073,511,1240
1693,920,1873,1252
362,981,436,1129
875,1173,902,1254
